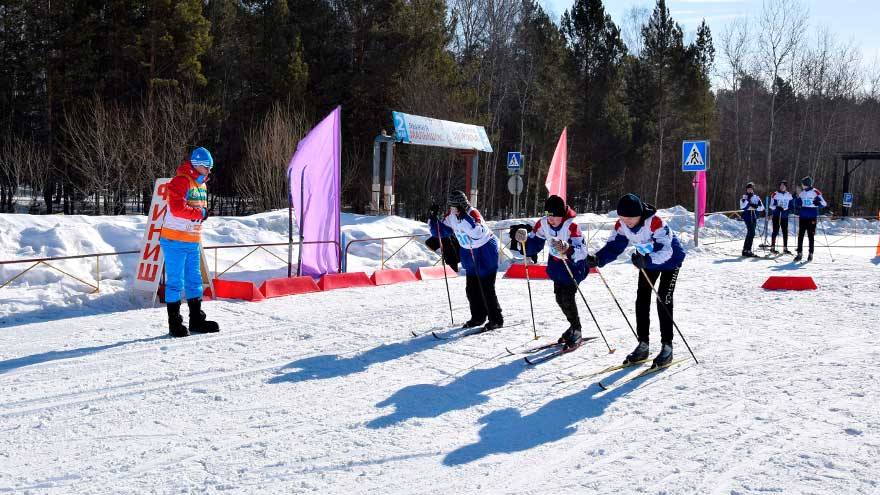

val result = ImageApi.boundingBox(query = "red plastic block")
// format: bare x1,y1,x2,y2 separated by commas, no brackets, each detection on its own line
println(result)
504,263,550,279
371,268,418,286
761,276,817,291
416,266,459,280
589,267,599,274
259,276,320,298
212,278,266,301
317,272,374,291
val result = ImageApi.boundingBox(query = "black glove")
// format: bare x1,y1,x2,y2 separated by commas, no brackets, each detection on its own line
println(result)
587,254,598,268
428,203,440,219
631,252,646,270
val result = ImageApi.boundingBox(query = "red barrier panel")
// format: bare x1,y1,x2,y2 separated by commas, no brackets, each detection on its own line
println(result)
416,266,459,280
212,278,266,301
761,276,817,291
504,263,550,279
371,268,418,286
318,272,374,291
259,276,321,298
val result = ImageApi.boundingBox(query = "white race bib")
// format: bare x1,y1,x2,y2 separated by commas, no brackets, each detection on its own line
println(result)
454,231,472,247
802,197,814,207
635,242,654,255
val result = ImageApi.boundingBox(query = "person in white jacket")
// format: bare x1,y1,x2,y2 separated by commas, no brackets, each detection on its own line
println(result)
769,180,793,254
740,182,765,257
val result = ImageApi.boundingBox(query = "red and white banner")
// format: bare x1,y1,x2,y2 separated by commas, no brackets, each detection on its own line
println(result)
134,178,171,295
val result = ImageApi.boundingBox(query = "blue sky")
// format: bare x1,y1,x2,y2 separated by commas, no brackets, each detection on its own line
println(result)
538,0,880,67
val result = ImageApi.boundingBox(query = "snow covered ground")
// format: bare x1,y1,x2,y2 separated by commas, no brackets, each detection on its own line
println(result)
0,209,878,493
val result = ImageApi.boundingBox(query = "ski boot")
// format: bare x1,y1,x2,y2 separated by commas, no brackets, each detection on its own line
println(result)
462,318,486,329
807,252,813,262
783,248,792,255
653,342,673,368
624,341,650,364
793,251,803,262
558,326,582,350
187,298,219,333
769,246,779,254
482,320,503,332
167,301,189,338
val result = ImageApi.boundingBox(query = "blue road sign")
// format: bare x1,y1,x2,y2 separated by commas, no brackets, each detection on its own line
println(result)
843,192,853,208
682,140,709,172
507,152,523,171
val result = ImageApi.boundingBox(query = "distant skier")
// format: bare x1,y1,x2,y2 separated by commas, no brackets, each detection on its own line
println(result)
428,191,503,330
739,182,765,257
587,194,685,367
769,180,793,254
514,195,588,349
793,176,827,262
159,147,220,338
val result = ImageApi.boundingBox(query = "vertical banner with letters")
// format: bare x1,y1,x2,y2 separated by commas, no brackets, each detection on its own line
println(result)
134,178,171,297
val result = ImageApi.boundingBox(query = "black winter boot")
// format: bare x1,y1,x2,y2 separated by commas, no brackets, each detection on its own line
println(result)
187,298,219,333
653,343,674,368
559,326,582,349
167,301,189,338
625,341,649,364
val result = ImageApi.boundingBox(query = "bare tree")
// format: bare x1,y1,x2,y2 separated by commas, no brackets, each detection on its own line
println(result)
759,0,808,187
237,103,308,212
621,6,650,57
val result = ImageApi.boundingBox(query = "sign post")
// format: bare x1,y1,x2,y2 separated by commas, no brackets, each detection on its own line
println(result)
682,140,709,247
507,152,524,217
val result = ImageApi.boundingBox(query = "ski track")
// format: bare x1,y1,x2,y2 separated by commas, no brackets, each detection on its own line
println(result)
1,242,878,494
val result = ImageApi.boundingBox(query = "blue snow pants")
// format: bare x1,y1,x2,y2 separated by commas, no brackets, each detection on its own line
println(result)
159,238,203,303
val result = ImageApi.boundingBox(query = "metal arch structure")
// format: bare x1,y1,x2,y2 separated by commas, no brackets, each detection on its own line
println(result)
369,112,493,215
832,151,880,216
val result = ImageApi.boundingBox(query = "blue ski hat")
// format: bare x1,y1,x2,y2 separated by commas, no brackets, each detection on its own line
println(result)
190,147,214,169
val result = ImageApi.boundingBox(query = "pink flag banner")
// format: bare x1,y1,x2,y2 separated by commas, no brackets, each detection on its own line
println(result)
288,107,342,276
692,171,707,227
545,128,568,201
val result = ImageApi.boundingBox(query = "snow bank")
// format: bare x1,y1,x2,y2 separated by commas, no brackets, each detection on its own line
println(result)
1,208,877,324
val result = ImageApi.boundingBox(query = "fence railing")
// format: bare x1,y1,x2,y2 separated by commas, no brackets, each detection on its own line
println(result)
0,240,340,294
2,212,877,295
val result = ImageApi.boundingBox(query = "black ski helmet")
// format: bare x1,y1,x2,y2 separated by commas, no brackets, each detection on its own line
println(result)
543,195,566,217
447,190,470,210
801,176,813,188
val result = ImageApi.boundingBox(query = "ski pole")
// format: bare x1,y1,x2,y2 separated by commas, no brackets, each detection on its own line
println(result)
560,255,615,354
519,240,538,340
818,215,835,262
433,214,455,325
636,266,698,364
592,267,638,340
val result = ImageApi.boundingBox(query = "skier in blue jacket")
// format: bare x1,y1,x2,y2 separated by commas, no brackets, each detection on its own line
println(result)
587,194,685,367
793,176,827,262
740,182,765,257
514,195,588,349
428,191,503,330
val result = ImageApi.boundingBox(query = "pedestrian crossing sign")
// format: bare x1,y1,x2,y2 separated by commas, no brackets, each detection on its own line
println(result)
507,152,523,172
682,140,709,172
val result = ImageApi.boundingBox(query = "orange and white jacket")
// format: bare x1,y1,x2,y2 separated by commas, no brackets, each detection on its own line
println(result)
160,162,208,243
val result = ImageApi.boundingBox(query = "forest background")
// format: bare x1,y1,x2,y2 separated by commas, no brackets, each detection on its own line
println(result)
2,0,878,218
